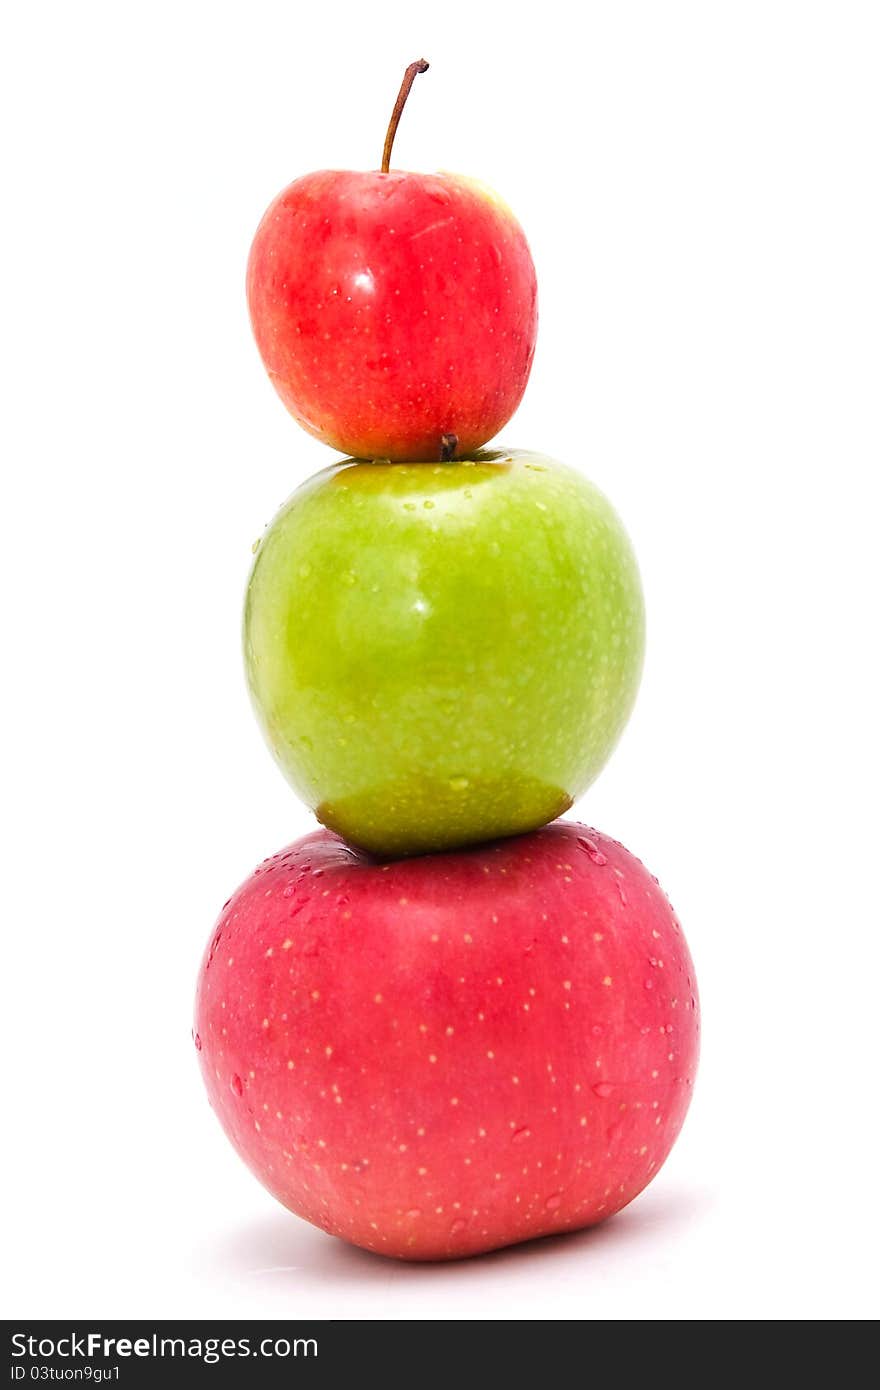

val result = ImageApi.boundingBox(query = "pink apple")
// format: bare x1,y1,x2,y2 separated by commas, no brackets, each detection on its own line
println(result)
246,64,537,462
194,821,699,1260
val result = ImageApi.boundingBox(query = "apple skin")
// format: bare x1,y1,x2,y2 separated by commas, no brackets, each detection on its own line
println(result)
244,450,645,858
246,170,538,461
194,821,698,1261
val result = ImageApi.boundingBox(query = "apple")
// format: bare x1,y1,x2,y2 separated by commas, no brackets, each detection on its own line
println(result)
244,449,645,857
194,820,699,1261
246,61,537,462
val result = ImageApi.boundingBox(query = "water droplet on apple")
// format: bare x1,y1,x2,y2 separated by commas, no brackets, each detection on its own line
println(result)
406,1208,422,1219
545,1193,562,1211
592,1082,613,1099
230,1074,243,1097
577,836,607,866
644,979,654,990
192,1032,202,1052
511,1127,531,1144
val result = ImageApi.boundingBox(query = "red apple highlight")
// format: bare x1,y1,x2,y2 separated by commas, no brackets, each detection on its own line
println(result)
194,821,699,1260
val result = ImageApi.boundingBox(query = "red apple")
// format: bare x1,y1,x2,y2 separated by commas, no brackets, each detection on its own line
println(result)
246,62,538,461
194,821,699,1261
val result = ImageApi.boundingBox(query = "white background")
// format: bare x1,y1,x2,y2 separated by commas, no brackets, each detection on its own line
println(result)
2,0,878,1320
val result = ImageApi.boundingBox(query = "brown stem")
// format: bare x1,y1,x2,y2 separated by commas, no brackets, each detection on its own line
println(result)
440,433,458,462
381,60,429,172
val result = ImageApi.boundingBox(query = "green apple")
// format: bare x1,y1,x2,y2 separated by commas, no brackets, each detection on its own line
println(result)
244,451,644,856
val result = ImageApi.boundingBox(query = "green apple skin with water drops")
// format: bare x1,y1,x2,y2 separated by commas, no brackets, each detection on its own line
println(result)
244,450,645,857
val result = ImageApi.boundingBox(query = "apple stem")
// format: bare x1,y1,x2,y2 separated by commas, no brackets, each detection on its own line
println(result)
381,59,429,173
440,433,458,462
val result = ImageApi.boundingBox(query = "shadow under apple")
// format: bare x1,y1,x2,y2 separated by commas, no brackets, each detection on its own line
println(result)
203,1182,714,1296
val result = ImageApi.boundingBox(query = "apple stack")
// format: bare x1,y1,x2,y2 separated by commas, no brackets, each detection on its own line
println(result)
194,63,699,1261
